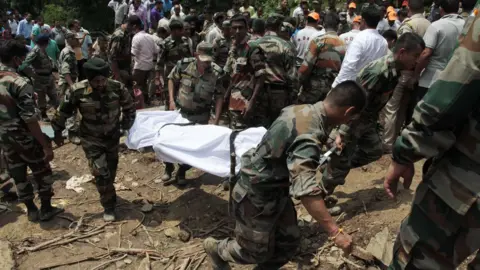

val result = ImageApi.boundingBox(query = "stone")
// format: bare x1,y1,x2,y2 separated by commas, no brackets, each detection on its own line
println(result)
149,220,160,227
178,229,191,242
123,258,132,264
164,228,179,238
115,261,126,269
154,178,163,184
131,159,138,164
140,203,153,213
132,182,139,187
91,237,100,243
160,258,170,264
0,240,14,270
366,227,394,266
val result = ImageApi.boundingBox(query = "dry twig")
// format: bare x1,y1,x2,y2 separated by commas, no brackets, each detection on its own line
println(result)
193,254,207,270
341,257,364,269
178,257,191,270
196,220,226,237
38,252,109,269
142,225,156,249
90,254,128,270
118,223,123,248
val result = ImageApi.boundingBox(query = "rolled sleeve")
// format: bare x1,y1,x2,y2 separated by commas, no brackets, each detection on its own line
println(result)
287,134,326,199
167,61,181,81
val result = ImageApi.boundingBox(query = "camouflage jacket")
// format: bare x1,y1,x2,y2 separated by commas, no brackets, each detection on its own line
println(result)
108,27,132,71
58,46,78,86
339,51,400,135
298,31,346,92
249,32,297,87
51,79,136,139
393,8,480,215
22,46,54,76
0,65,39,144
156,36,193,76
224,35,255,112
238,102,332,199
212,36,232,68
168,58,225,114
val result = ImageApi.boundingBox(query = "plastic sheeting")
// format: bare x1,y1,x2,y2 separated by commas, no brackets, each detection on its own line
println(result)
126,111,267,177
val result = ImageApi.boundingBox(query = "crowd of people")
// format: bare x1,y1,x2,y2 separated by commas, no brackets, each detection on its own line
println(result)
1,0,480,269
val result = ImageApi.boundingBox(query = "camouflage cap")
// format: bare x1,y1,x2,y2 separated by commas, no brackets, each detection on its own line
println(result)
196,41,214,62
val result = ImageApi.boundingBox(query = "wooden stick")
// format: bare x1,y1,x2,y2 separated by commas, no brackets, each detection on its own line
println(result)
90,254,128,270
50,227,106,248
109,247,159,255
196,220,226,237
178,257,191,270
118,223,123,248
341,257,363,269
142,225,156,249
38,252,109,269
192,254,206,270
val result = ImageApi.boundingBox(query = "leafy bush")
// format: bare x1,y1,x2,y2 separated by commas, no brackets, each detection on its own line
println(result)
42,4,77,24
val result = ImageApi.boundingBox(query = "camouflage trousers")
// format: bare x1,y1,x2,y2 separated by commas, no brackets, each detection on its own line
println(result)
81,137,119,210
34,75,58,112
217,183,301,268
2,135,54,202
322,121,383,194
297,79,331,105
389,182,480,270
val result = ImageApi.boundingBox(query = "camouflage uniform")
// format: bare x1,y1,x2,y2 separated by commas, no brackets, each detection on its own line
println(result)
21,46,58,113
168,57,225,124
224,35,256,129
108,27,132,79
0,65,54,203
323,52,398,193
212,36,232,69
298,31,346,104
156,36,193,108
248,31,298,128
58,46,78,96
216,102,332,268
389,9,480,270
51,79,136,211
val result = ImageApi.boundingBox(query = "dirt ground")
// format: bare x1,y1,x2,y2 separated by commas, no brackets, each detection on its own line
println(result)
0,138,466,269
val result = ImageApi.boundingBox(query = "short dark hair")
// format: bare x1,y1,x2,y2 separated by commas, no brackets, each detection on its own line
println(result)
230,14,248,28
252,18,265,34
169,19,184,30
383,29,397,42
361,6,382,28
307,16,318,24
127,15,143,28
397,8,408,18
325,81,367,113
214,12,226,24
0,40,28,62
439,0,459,13
266,15,284,31
184,15,198,23
409,0,424,12
462,0,476,11
393,32,425,53
324,12,339,29
284,16,297,28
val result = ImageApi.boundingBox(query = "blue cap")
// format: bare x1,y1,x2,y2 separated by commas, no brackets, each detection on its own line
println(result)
35,33,50,43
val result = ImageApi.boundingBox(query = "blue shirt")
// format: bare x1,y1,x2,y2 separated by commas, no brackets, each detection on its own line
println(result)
17,19,33,39
163,0,172,14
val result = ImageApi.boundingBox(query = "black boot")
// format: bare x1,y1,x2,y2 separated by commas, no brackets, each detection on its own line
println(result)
176,165,189,186
162,163,175,186
24,199,39,222
103,208,116,222
39,198,64,221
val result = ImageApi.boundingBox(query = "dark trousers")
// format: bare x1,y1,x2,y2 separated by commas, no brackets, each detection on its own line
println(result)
405,86,428,126
77,59,86,81
4,135,54,202
132,69,153,104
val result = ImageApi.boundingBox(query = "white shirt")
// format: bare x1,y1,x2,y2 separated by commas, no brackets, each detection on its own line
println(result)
293,26,319,60
332,29,388,87
170,12,186,22
292,6,304,17
131,30,159,70
376,18,390,34
108,0,129,25
339,29,360,50
206,25,222,44
9,19,18,34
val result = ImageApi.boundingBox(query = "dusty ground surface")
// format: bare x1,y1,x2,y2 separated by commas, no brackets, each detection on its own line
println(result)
0,138,469,270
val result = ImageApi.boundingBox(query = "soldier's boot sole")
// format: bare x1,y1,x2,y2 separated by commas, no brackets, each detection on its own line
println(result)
39,206,64,221
203,237,231,270
103,209,116,222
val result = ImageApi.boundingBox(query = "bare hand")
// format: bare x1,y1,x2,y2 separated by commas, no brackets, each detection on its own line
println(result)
335,134,345,151
43,146,54,163
384,161,414,199
333,232,353,255
169,102,176,111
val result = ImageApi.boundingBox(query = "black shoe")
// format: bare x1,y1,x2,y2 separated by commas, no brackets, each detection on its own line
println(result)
39,206,64,221
24,200,39,222
103,209,116,222
176,166,188,186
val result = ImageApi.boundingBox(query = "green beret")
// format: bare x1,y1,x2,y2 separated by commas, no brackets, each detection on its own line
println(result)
83,58,110,81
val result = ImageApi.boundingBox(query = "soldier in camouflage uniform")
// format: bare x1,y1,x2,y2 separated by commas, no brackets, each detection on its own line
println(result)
203,81,367,269
246,15,298,128
385,6,480,270
0,40,63,222
161,42,225,186
108,23,132,83
212,20,232,69
58,32,79,97
298,12,346,104
20,34,58,121
52,58,136,222
224,15,256,129
155,20,193,109
323,33,425,201
92,35,110,63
